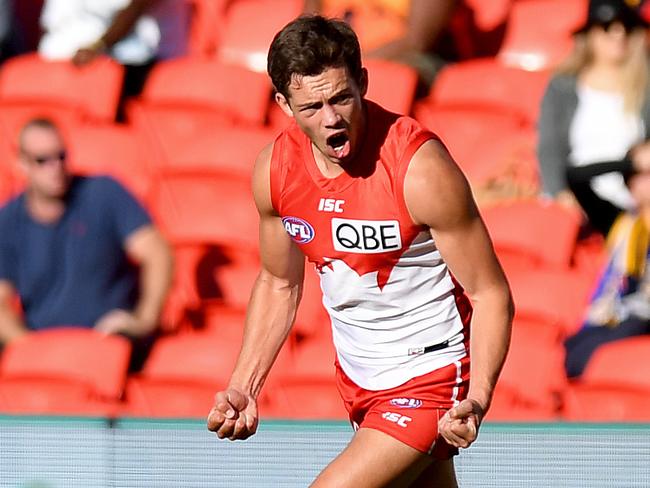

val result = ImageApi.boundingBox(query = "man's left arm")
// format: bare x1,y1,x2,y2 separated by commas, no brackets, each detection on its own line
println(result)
404,139,514,448
125,225,174,335
95,225,173,337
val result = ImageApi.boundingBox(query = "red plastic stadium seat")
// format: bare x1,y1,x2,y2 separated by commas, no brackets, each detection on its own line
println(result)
464,0,512,32
0,102,82,143
150,172,258,249
138,58,272,126
0,377,119,416
493,317,566,417
481,199,582,269
186,0,229,57
563,385,650,421
65,124,156,203
364,58,418,115
200,304,248,337
0,328,132,399
506,267,594,332
292,265,331,341
427,58,551,125
486,383,559,421
124,332,293,417
140,332,242,386
582,337,650,389
263,378,348,420
0,54,124,122
0,328,131,415
497,0,586,70
124,378,224,418
217,0,303,72
131,116,275,178
289,335,337,381
414,104,530,184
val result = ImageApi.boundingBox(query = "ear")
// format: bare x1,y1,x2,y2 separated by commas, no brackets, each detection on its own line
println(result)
359,67,368,98
17,155,29,175
275,92,294,118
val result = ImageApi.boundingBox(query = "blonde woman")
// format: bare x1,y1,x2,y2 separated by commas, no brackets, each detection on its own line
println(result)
538,0,650,235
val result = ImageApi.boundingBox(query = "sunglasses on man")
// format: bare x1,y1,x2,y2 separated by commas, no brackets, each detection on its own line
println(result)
22,150,67,165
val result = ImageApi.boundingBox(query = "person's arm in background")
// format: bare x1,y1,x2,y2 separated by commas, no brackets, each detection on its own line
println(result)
567,146,650,236
537,78,577,206
567,160,631,236
73,0,159,65
95,225,173,338
368,0,457,59
405,139,514,448
207,143,305,441
0,281,27,345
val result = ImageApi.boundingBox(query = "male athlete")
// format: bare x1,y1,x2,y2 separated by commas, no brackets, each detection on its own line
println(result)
207,15,513,487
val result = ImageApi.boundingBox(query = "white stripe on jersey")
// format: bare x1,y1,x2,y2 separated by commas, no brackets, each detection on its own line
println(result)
318,231,468,391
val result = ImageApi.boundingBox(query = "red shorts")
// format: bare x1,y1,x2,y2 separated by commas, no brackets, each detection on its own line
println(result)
335,356,470,459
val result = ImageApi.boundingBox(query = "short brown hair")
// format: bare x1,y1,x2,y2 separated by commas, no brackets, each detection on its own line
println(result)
18,117,62,152
267,15,363,99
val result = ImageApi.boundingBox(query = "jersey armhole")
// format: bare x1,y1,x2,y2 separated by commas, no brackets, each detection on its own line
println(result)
395,130,439,226
269,137,284,215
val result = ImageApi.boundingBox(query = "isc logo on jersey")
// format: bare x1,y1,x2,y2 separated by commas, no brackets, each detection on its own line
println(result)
282,216,315,244
331,218,402,254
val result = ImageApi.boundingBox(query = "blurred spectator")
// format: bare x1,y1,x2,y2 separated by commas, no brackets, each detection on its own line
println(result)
564,165,650,378
0,0,13,61
537,0,650,221
304,0,459,88
39,0,190,112
0,118,173,370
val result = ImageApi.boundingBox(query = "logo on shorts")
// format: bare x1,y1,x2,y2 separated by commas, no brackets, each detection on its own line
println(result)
390,398,423,409
282,216,315,244
381,411,412,428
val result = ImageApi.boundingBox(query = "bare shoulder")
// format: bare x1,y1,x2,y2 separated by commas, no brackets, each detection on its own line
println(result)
404,138,478,230
251,142,276,217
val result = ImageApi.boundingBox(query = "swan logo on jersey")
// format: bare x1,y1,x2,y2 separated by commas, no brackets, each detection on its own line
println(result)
332,218,402,254
390,398,423,409
282,216,315,244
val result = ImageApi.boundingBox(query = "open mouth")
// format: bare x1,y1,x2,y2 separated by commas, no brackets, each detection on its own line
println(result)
326,132,350,158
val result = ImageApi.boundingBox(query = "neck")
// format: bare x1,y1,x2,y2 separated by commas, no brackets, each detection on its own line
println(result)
582,62,625,90
26,189,66,224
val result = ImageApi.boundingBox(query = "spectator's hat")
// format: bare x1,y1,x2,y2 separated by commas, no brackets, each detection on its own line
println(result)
573,0,649,34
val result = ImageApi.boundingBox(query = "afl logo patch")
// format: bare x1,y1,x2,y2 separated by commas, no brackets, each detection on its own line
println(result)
282,216,315,244
389,398,423,409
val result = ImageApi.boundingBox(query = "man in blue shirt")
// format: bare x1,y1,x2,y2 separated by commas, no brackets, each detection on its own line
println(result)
0,118,173,365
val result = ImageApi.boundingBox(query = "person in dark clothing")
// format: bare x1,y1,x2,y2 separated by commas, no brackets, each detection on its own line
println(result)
564,159,650,378
0,118,173,369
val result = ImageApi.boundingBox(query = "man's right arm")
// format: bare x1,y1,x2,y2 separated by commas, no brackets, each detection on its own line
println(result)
207,143,305,440
0,280,27,345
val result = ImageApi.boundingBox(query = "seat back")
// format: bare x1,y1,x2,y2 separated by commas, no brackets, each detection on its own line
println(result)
583,337,650,390
140,58,271,126
481,199,582,268
364,58,418,115
497,0,586,70
150,172,258,248
217,0,303,72
429,59,550,125
0,328,132,400
0,54,124,122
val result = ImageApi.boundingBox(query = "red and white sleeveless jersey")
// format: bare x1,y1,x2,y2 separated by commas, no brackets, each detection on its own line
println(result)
270,102,471,390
